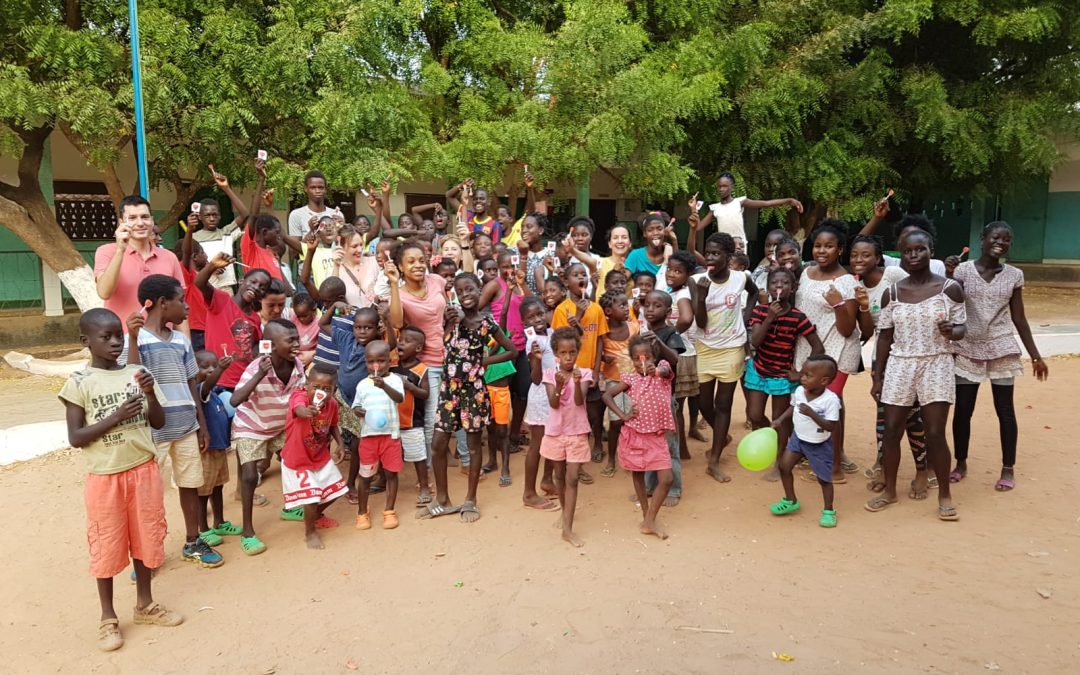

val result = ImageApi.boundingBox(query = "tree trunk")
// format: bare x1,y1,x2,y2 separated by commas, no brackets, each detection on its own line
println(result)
158,176,201,237
0,125,104,312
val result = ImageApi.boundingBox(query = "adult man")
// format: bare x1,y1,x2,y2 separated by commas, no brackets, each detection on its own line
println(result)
287,170,333,238
95,195,187,333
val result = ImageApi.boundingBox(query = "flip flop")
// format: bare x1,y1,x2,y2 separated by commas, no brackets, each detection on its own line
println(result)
415,493,433,506
949,470,965,483
499,475,512,487
315,516,339,529
590,449,604,463
994,478,1015,492
864,495,898,513
578,471,594,485
415,502,461,520
938,504,959,521
346,492,359,505
524,499,560,512
841,459,859,474
459,500,481,523
600,466,617,478
866,478,886,493
252,493,269,507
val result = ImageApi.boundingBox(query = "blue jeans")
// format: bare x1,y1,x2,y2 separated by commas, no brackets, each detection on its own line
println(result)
646,399,682,498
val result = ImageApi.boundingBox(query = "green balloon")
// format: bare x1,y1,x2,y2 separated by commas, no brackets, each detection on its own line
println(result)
737,427,778,471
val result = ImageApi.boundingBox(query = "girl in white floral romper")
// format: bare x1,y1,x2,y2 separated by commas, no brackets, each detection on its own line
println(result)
945,221,1048,492
867,229,966,521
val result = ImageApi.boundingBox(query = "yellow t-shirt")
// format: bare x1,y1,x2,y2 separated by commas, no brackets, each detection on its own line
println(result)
502,217,524,248
58,365,160,475
301,242,336,291
551,298,609,371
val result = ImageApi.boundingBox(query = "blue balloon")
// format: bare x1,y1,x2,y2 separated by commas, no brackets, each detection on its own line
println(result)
366,410,388,429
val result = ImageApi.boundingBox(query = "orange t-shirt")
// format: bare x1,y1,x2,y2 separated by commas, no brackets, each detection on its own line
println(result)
551,297,609,371
601,316,639,382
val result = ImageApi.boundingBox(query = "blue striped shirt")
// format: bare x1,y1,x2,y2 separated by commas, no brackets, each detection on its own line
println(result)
123,329,199,444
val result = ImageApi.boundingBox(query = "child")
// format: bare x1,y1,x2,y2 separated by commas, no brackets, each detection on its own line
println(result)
640,290,687,506
193,350,241,545
692,233,758,483
419,273,517,523
746,268,824,478
283,293,320,367
551,262,608,483
542,276,567,326
769,356,842,527
729,252,750,272
60,309,182,652
598,290,638,477
179,217,210,351
946,221,1048,491
542,327,593,547
319,306,386,502
480,279,517,487
520,297,559,511
352,340,405,530
663,251,704,455
282,364,348,548
631,270,656,319
435,257,459,282
195,253,270,396
602,336,676,539
391,326,432,505
125,275,219,569
229,319,307,555
259,278,288,327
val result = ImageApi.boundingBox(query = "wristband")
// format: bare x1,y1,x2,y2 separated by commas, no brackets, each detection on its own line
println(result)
858,306,870,313
831,301,845,309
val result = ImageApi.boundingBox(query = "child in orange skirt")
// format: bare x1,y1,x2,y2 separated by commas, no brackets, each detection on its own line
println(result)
601,335,675,540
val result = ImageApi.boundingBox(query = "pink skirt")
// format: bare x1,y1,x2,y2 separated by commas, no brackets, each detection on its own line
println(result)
618,426,671,472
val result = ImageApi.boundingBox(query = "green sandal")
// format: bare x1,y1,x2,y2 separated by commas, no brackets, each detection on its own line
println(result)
212,521,242,537
199,530,224,547
240,535,266,556
279,507,305,522
769,498,801,516
819,509,837,528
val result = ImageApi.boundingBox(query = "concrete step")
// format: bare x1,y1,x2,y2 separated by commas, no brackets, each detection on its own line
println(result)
1015,263,1080,286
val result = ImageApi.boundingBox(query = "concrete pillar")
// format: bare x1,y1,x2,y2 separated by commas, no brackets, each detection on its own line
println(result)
39,136,62,317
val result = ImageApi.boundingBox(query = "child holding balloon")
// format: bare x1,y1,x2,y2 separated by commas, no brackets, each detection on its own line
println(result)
602,336,676,540
351,340,405,531
768,355,842,528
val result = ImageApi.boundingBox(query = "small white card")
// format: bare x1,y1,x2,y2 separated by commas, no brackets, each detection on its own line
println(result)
632,287,640,298
524,326,536,339
510,254,520,266
191,202,201,213
259,340,272,355
257,149,268,161
312,389,327,408
546,241,557,254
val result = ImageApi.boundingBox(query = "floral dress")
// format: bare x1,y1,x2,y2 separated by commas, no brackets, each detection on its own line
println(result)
435,314,498,433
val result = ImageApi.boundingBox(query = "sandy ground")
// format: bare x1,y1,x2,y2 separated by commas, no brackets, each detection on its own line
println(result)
0,356,1077,674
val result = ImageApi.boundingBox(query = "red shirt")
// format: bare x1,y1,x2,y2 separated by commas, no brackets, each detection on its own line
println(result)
93,243,186,331
180,266,207,331
205,288,261,388
282,389,339,472
239,225,284,280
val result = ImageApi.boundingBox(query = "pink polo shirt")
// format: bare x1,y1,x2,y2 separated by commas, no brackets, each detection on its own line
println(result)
94,243,186,331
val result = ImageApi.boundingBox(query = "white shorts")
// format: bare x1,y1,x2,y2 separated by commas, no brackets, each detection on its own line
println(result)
524,383,551,426
400,427,427,463
281,461,348,509
881,354,956,407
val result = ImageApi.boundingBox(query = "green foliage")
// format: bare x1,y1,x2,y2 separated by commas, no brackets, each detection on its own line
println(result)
0,0,1078,224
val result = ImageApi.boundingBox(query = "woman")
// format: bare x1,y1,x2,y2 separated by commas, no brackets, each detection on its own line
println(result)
625,213,676,277
332,225,376,308
596,225,634,297
793,220,861,482
850,234,931,497
697,172,803,246
867,229,965,520
946,221,1048,491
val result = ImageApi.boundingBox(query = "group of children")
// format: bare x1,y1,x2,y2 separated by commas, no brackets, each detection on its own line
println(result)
68,170,1047,650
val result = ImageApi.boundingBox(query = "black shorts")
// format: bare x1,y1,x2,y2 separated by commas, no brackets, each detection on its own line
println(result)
510,350,531,400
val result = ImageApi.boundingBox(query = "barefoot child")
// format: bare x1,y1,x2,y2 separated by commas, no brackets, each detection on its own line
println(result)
480,267,521,486
125,275,218,569
602,336,676,539
769,355,842,527
662,251,702,457
282,364,348,548
598,290,638,477
352,340,405,530
391,326,431,506
542,327,594,547
60,309,183,652
193,350,241,545
745,268,824,477
640,290,687,505
519,297,559,511
229,319,306,555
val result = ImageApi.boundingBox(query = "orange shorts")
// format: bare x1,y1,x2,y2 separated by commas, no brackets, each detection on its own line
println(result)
539,433,591,464
84,460,167,578
486,385,511,425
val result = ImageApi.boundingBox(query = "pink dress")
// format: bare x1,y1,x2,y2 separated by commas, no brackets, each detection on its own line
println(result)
617,365,675,472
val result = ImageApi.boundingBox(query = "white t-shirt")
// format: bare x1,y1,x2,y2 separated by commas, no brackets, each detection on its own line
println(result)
288,205,334,238
525,333,556,372
352,373,404,439
665,285,697,357
690,271,750,350
792,386,841,444
708,197,748,242
198,232,238,289
883,254,946,276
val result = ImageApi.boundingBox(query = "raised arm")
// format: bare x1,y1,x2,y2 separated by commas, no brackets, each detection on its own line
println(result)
211,169,250,230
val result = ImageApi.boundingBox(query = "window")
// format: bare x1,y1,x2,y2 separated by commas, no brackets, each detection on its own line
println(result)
53,181,116,241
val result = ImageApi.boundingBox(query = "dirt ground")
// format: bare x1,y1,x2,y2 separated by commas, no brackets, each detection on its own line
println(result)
1,357,1078,674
